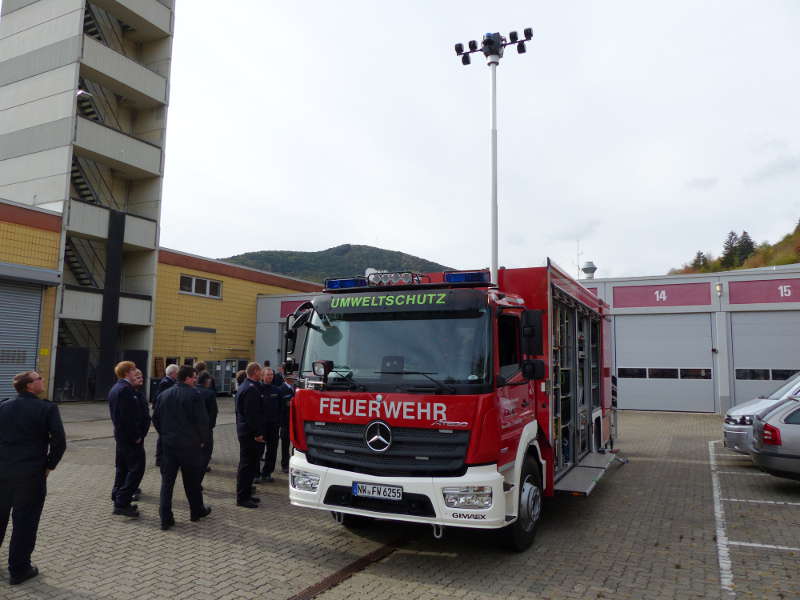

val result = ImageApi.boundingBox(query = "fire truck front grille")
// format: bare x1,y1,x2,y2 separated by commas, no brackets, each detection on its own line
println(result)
304,421,470,477
324,485,436,517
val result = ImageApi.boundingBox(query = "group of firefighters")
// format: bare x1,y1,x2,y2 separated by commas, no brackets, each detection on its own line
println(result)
108,359,294,530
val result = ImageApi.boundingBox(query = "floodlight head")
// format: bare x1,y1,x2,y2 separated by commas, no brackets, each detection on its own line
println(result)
509,31,519,43
481,32,504,58
461,53,471,65
468,40,478,51
454,43,464,56
517,41,526,54
524,27,533,40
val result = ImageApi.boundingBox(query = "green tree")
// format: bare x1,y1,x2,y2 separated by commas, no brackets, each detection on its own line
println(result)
735,231,756,265
720,231,739,269
690,251,709,270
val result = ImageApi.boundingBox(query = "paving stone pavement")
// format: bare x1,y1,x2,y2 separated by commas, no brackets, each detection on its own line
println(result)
1,406,798,599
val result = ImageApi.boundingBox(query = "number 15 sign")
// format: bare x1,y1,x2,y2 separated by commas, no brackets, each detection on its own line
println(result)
729,278,800,304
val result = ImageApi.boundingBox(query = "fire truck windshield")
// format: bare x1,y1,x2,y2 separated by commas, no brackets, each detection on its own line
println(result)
300,309,491,393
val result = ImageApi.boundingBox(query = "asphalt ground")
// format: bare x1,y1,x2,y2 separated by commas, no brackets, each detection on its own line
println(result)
2,402,798,599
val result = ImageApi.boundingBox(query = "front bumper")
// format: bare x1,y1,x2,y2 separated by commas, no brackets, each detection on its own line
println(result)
289,451,509,529
723,424,753,454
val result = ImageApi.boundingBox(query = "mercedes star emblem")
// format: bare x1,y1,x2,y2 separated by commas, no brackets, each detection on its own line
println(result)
364,420,392,453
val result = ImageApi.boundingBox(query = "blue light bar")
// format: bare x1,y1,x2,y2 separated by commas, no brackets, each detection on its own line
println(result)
444,271,490,284
325,277,368,290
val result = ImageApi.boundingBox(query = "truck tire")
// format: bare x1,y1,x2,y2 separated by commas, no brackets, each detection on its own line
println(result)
503,457,543,552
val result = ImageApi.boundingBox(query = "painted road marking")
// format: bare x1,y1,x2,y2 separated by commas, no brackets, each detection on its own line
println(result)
723,498,800,507
729,541,800,552
709,441,736,598
716,471,769,476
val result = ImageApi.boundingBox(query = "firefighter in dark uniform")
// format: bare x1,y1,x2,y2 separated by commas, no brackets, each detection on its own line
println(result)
196,372,218,475
258,367,293,482
152,363,178,468
235,362,264,508
108,361,150,517
0,371,66,586
152,366,210,530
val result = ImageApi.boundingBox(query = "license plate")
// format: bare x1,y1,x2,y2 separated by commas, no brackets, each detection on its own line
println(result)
352,482,403,501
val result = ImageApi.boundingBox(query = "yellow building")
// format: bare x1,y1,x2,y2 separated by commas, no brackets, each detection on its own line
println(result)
0,200,62,398
152,248,320,383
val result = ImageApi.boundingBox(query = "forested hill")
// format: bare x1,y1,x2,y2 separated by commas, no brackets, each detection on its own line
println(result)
223,244,452,283
670,220,800,275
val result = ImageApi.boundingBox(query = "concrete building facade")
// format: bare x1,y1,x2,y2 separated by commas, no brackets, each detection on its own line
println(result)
0,0,174,398
582,263,800,414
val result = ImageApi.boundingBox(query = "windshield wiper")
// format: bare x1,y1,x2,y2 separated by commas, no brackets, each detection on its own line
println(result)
374,371,456,394
326,367,365,391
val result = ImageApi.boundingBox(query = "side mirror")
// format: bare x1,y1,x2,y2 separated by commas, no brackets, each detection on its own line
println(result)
520,310,543,356
284,328,297,357
521,359,545,380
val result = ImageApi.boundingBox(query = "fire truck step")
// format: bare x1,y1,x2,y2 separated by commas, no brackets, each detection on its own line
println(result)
554,452,616,495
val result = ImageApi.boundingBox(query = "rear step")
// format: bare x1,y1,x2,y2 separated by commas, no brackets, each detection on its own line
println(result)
554,451,621,496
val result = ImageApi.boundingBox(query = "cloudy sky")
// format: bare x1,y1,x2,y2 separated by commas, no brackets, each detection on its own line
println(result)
160,1,800,278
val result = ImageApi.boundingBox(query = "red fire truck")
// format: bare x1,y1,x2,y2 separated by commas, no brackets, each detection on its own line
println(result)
283,262,617,550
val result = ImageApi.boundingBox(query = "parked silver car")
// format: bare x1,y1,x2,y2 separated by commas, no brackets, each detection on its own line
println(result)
751,397,800,481
723,372,800,454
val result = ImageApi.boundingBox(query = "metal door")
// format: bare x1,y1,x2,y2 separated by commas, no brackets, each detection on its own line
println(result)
615,313,715,412
0,280,42,399
731,311,800,405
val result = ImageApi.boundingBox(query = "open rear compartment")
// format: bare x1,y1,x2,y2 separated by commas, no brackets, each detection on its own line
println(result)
548,264,616,495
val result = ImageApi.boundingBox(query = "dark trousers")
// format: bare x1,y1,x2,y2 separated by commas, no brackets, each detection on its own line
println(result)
279,413,291,469
260,423,280,477
155,436,163,468
112,441,145,507
0,475,46,576
200,432,214,484
159,444,204,522
236,436,260,502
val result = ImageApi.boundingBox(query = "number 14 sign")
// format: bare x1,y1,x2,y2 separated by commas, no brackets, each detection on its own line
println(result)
729,279,800,304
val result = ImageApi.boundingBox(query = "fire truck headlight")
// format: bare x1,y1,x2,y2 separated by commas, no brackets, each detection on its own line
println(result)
442,486,493,509
290,468,320,492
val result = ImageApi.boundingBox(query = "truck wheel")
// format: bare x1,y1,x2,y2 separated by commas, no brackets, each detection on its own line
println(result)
503,457,543,552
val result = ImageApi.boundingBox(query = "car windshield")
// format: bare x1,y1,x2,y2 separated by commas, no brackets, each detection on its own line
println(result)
300,308,490,390
766,371,800,399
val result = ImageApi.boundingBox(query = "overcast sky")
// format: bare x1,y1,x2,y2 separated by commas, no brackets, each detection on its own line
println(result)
160,1,800,279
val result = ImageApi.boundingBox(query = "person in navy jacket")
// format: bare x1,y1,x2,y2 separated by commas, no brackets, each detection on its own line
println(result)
258,367,294,483
152,363,178,468
235,362,265,508
108,361,150,517
0,371,66,586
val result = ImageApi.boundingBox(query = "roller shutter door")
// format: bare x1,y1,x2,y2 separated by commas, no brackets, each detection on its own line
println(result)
731,311,800,406
0,280,42,399
615,313,715,412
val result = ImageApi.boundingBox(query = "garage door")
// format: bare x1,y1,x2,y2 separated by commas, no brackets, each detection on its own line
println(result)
615,313,715,412
731,311,800,406
0,280,42,399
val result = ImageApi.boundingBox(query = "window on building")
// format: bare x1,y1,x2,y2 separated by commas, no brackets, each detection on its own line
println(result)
680,368,712,380
498,315,520,379
179,274,222,299
648,368,679,379
772,369,799,381
618,368,646,378
166,357,179,366
735,369,770,381
183,357,196,366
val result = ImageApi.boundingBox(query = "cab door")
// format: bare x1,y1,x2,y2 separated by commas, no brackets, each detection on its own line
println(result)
497,311,535,460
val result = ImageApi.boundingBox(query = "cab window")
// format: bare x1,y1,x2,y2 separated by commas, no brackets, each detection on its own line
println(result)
498,314,520,378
